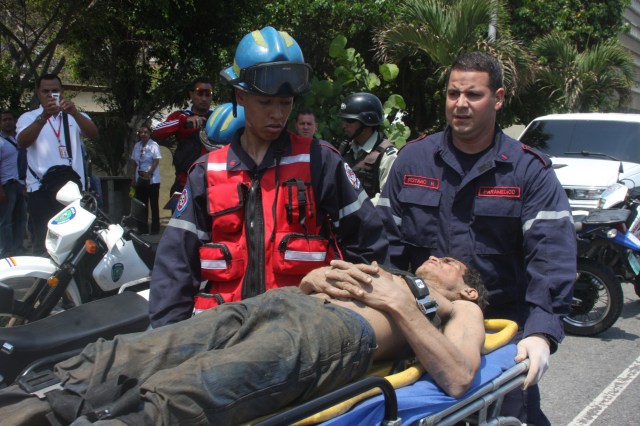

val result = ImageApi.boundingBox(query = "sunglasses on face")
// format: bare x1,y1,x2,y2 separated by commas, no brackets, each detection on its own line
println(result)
222,62,312,97
194,88,213,97
342,118,358,124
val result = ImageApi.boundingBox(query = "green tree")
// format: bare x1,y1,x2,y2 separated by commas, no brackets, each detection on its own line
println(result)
296,35,409,147
65,0,250,174
250,0,396,79
374,0,533,132
509,0,630,50
0,0,96,110
533,33,634,112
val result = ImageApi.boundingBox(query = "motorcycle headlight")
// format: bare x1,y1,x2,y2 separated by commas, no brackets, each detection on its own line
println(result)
570,188,606,200
46,230,60,249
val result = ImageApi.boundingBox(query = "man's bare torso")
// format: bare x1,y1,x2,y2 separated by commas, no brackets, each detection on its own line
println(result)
310,294,407,361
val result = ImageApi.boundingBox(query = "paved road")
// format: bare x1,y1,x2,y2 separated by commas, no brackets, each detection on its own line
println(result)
540,282,640,425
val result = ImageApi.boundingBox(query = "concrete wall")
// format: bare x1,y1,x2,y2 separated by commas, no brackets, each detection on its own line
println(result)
622,1,640,113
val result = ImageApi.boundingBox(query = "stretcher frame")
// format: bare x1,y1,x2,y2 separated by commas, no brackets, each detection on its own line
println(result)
418,359,529,426
256,352,528,426
256,320,529,426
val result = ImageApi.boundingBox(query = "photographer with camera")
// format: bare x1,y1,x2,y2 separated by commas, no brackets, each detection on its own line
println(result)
152,78,213,199
16,73,98,255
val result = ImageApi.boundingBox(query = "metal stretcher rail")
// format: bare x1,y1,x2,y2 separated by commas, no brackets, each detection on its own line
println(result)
255,376,401,426
419,360,529,426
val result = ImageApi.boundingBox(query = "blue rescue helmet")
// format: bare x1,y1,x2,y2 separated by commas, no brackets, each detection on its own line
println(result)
220,26,312,97
202,103,245,151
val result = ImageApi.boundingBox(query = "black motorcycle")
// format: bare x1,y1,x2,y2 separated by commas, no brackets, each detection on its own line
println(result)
568,208,628,336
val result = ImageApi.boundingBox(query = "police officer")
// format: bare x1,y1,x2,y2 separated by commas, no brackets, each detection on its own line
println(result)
149,27,388,328
377,51,576,425
338,92,397,205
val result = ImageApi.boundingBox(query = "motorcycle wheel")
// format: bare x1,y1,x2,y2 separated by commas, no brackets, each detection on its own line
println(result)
0,276,46,327
563,258,624,336
0,276,72,327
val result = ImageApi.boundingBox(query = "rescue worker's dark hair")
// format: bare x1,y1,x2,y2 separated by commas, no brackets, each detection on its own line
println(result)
190,77,212,91
297,107,315,119
36,73,62,89
450,51,503,93
462,266,489,311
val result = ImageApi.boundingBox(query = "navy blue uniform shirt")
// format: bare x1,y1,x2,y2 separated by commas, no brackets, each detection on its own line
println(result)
377,126,576,348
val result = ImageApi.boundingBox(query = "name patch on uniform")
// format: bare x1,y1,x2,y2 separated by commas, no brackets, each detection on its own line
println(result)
176,187,190,217
344,163,361,190
403,175,440,190
478,186,521,198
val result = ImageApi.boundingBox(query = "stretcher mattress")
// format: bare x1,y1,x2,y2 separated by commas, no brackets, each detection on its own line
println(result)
322,343,519,425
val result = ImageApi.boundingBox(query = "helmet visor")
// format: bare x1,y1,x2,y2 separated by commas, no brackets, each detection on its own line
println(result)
224,62,312,96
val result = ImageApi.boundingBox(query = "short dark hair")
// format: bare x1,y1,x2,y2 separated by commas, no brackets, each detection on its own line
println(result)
190,77,212,91
462,266,489,311
36,73,62,89
297,107,315,118
450,51,503,92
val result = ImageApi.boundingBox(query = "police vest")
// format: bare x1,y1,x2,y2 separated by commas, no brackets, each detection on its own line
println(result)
195,135,334,312
341,135,394,198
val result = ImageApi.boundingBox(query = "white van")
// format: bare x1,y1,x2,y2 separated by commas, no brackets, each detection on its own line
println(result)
518,113,640,211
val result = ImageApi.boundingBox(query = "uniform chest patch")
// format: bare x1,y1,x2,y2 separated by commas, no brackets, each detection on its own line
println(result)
478,186,521,198
344,163,361,190
403,175,440,190
176,187,190,217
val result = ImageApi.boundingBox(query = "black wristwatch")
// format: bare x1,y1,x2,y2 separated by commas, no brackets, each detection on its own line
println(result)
400,272,439,322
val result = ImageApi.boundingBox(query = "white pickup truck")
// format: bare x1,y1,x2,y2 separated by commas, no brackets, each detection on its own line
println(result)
518,113,640,211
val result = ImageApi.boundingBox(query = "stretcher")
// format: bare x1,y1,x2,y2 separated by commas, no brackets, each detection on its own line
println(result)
256,320,528,426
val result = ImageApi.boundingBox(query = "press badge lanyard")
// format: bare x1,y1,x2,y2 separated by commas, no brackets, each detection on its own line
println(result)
48,114,72,165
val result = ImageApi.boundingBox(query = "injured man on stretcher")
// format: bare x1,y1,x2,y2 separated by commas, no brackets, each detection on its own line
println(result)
0,257,490,425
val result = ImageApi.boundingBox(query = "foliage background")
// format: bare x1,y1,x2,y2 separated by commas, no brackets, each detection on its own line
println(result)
0,0,635,174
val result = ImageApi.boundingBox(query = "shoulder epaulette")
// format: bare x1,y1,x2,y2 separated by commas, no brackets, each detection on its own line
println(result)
521,144,550,169
313,138,341,155
398,133,428,154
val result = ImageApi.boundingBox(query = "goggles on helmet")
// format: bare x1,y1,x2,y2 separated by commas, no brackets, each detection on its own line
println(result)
222,62,312,96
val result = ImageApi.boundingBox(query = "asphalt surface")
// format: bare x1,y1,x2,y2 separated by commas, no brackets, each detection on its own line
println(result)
540,282,640,425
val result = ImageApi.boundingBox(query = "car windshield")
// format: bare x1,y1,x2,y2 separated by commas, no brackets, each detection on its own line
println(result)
520,119,640,163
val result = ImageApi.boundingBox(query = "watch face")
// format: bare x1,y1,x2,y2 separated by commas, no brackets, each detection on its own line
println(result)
404,274,430,299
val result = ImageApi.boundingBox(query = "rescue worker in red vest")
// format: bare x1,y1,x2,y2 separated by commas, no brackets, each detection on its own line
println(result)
338,92,398,205
149,27,389,328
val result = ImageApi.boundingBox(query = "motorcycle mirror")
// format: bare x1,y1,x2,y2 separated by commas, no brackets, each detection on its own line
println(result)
56,181,83,205
0,282,15,313
129,198,148,222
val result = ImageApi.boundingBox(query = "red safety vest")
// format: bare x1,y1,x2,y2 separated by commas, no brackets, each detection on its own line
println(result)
195,136,335,312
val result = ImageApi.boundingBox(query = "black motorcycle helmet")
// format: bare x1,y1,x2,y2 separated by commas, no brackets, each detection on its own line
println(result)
338,92,384,127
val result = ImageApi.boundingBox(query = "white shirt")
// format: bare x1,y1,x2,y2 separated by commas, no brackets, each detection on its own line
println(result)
130,139,162,184
16,107,91,192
